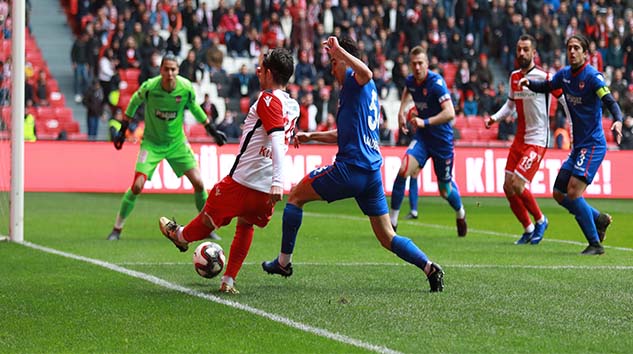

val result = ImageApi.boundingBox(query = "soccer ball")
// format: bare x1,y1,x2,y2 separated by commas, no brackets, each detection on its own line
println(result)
192,241,226,279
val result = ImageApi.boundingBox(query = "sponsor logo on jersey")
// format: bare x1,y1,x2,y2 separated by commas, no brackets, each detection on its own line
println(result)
155,110,178,120
566,95,583,105
263,96,273,107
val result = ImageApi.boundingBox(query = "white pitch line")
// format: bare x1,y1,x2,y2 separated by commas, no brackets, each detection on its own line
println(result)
303,212,633,252
119,261,633,270
18,241,401,354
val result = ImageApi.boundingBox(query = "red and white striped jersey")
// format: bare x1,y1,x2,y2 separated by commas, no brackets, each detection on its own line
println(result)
508,67,562,147
229,89,300,194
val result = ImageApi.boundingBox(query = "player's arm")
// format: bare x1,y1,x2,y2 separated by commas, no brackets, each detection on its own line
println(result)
520,71,561,94
323,36,372,85
398,87,413,134
297,130,338,144
185,85,227,146
598,88,624,144
487,99,516,128
114,81,149,150
411,95,454,129
257,92,289,202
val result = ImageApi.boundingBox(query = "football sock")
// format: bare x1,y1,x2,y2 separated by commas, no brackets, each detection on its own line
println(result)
519,188,543,221
221,276,234,287
119,188,138,219
194,189,208,212
182,212,213,242
443,180,463,212
563,196,600,244
507,193,531,228
224,224,254,279
391,175,407,210
390,235,429,270
590,206,600,221
280,203,303,256
525,224,535,233
409,176,419,213
389,209,400,227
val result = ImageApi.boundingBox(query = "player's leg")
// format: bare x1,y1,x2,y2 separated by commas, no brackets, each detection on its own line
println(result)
407,175,419,219
512,145,548,244
433,153,466,236
220,218,255,294
361,172,443,292
504,172,533,244
262,168,324,276
554,148,605,254
390,140,424,230
108,172,147,240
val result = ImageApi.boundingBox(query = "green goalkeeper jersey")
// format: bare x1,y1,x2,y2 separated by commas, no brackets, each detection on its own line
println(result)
125,75,207,146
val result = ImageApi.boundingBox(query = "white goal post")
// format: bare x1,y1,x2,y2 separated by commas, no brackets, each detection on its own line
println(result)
3,0,26,242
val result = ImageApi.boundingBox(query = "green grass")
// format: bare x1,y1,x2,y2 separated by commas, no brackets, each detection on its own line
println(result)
1,193,633,353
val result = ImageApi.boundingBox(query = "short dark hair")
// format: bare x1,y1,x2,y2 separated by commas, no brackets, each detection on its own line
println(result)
338,36,360,60
262,48,294,85
566,34,589,53
518,34,537,49
161,53,179,67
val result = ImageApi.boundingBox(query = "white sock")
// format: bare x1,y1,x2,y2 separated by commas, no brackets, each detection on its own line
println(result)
221,276,234,287
536,215,545,224
176,227,186,243
389,209,400,226
525,224,535,233
456,207,466,219
424,261,433,276
114,214,126,230
410,210,418,217
278,252,292,267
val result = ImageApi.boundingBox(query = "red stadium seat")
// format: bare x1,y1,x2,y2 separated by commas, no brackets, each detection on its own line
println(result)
240,97,250,114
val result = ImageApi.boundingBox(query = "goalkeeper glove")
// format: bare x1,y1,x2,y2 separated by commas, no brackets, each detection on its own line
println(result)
204,122,227,146
113,120,129,150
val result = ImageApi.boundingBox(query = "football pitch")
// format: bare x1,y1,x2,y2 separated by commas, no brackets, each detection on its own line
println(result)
1,192,632,353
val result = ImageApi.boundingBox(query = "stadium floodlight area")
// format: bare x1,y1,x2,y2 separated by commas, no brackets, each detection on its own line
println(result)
0,1,26,242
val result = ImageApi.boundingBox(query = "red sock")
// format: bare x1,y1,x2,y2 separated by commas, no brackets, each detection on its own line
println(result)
507,193,531,228
520,188,543,221
224,224,254,280
182,213,213,242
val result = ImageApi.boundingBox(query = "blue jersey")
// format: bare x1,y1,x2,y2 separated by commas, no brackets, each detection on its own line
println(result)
406,71,454,149
549,63,608,148
335,68,383,171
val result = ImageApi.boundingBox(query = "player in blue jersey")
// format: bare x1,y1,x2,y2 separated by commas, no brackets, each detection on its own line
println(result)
389,47,467,237
262,36,444,292
520,34,623,255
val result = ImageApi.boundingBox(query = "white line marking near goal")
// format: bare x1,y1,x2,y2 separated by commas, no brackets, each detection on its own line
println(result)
119,261,633,270
18,241,401,354
303,212,633,252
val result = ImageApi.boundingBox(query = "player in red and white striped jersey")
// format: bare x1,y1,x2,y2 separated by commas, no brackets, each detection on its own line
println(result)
485,34,569,245
159,48,299,294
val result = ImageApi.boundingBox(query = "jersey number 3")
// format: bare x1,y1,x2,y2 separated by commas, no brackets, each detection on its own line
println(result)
367,90,380,131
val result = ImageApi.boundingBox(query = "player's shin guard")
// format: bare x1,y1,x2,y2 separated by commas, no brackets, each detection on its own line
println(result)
182,213,213,242
519,188,543,221
194,189,208,212
390,235,429,270
564,197,600,244
281,203,303,255
409,177,419,212
224,224,254,279
119,189,138,219
391,175,407,210
508,193,531,228
443,180,463,211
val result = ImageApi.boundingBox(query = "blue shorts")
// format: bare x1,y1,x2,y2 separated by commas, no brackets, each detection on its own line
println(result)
406,138,455,183
560,145,606,184
309,162,388,216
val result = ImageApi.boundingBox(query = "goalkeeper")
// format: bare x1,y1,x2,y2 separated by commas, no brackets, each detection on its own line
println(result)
107,53,227,241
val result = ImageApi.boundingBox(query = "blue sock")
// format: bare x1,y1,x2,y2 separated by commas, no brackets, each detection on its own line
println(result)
281,203,303,254
443,180,463,211
590,206,600,221
391,175,407,210
564,197,600,244
559,196,577,214
409,177,419,213
390,235,429,270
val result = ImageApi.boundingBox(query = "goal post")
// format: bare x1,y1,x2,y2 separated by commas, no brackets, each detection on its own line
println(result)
2,0,26,242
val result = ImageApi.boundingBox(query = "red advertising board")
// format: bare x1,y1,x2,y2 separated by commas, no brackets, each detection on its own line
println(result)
1,141,631,198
